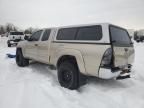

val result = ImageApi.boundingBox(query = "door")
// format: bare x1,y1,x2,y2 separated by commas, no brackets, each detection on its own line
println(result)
24,30,43,60
109,25,135,67
37,29,51,63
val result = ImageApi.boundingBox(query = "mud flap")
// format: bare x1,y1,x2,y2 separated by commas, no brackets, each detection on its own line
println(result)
79,73,88,86
116,74,130,80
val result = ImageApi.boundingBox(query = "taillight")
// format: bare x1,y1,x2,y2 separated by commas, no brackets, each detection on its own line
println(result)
101,48,112,67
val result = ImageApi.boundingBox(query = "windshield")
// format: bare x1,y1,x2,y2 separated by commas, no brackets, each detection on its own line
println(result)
110,26,132,46
10,32,24,35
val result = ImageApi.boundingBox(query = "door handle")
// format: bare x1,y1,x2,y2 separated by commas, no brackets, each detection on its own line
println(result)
35,44,38,46
59,44,64,46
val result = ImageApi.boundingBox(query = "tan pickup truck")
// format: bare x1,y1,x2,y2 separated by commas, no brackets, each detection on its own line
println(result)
16,23,135,90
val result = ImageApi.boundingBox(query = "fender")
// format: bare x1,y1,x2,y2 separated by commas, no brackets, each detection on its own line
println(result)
16,41,27,57
50,48,87,75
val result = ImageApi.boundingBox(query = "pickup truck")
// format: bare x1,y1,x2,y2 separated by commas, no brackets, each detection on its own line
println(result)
16,23,135,90
7,31,24,47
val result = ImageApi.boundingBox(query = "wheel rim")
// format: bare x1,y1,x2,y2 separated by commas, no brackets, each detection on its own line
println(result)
62,70,72,83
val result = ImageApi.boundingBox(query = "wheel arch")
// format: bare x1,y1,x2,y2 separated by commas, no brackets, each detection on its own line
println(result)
16,47,25,57
16,41,27,57
51,49,87,75
57,55,77,68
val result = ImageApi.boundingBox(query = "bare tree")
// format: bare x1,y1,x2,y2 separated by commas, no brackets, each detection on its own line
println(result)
24,27,33,34
5,23,13,33
0,26,5,35
24,27,38,34
134,31,138,40
5,23,18,33
0,23,40,35
13,26,18,32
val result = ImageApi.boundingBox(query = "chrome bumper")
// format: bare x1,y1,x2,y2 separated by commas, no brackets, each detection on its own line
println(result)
99,68,121,79
99,66,131,79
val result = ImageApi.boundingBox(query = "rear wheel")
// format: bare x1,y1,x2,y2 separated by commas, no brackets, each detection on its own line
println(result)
16,48,29,67
58,61,79,90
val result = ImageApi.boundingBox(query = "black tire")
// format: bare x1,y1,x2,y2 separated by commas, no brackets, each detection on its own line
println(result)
8,44,11,47
58,61,79,90
7,40,11,47
16,48,29,67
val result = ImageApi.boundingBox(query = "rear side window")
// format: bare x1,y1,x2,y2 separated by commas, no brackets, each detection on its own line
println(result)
41,29,51,41
76,25,102,40
110,26,131,45
57,28,77,40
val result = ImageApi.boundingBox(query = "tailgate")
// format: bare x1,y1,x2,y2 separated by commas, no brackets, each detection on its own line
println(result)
113,46,135,67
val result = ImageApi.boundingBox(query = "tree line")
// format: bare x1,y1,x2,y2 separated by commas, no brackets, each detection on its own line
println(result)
0,23,38,35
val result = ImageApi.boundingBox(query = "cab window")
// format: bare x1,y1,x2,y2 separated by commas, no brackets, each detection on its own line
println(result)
30,30,42,41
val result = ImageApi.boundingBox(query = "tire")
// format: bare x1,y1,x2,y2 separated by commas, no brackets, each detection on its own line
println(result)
8,44,11,47
137,40,140,43
58,61,79,90
16,48,29,67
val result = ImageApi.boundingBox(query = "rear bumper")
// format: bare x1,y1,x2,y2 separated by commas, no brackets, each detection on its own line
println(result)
99,68,121,79
98,65,131,79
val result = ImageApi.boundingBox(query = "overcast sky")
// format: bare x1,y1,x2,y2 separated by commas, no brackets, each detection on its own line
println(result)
0,0,144,29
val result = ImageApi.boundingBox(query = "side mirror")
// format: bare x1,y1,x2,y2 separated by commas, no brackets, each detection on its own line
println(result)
28,38,33,41
24,35,29,40
24,36,33,41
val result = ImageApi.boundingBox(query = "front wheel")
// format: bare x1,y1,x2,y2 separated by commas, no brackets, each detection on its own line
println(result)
16,48,29,67
58,61,79,90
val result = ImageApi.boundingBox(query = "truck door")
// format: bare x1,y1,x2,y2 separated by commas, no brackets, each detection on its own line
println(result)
24,30,43,60
37,29,51,63
109,26,134,67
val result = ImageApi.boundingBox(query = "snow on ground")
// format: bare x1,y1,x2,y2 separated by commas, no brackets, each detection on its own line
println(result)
0,37,144,108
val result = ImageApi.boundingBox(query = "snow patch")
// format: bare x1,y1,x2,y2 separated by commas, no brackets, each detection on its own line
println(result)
0,37,144,108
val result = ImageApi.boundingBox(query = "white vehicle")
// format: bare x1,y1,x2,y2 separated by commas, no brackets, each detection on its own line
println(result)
16,23,135,89
135,30,144,42
7,31,24,47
